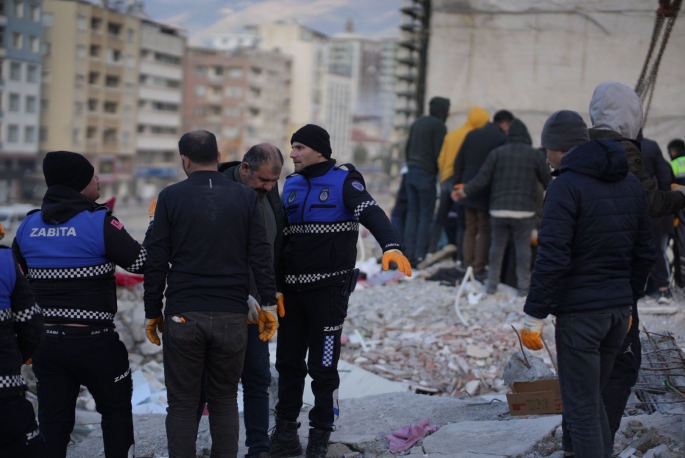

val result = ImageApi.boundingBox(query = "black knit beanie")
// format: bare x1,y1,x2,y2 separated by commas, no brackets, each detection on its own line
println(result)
541,110,590,152
43,151,95,192
291,124,332,159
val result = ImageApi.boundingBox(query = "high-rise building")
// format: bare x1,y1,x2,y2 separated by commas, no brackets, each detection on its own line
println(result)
40,0,140,199
134,18,186,199
0,0,44,203
183,46,291,161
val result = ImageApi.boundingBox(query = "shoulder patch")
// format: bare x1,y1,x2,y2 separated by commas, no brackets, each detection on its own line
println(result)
351,181,365,192
110,219,124,230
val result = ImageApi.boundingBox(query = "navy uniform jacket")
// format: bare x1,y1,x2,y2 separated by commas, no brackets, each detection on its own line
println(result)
282,160,400,290
0,246,44,398
13,185,148,327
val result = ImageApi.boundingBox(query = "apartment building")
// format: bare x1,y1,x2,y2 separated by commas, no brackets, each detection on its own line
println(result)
0,0,43,203
183,46,291,162
41,0,140,199
135,18,185,198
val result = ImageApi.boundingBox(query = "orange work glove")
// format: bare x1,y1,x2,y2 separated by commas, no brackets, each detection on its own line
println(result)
276,292,285,318
382,249,412,277
451,183,466,201
25,358,32,366
627,315,633,333
258,305,279,341
148,200,157,221
0,222,5,241
520,315,545,351
145,316,164,345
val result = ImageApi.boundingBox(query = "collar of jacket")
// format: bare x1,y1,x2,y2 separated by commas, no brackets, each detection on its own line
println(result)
589,127,641,153
187,170,223,181
297,159,337,179
40,185,105,225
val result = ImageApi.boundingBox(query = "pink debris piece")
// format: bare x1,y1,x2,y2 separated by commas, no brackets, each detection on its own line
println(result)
385,417,439,453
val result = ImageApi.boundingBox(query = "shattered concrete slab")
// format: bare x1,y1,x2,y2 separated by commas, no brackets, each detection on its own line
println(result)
422,416,561,457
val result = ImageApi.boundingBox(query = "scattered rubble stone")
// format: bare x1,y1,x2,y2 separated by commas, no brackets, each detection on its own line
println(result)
503,351,555,388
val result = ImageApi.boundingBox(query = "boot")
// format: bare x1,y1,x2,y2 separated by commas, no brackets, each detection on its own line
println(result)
269,419,302,458
305,428,331,458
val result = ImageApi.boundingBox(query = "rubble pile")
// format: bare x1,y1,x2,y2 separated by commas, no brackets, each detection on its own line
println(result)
115,284,164,366
341,261,545,396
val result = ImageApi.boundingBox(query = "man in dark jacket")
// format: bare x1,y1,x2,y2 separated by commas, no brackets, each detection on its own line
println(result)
196,143,285,458
144,131,277,458
452,110,512,277
403,96,450,264
0,234,46,457
271,124,411,458
668,139,685,287
454,119,551,296
13,151,150,458
521,111,655,458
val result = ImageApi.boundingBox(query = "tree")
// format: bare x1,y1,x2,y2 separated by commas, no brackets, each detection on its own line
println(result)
353,143,369,165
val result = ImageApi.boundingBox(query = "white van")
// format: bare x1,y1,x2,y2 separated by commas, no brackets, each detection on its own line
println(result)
0,204,36,242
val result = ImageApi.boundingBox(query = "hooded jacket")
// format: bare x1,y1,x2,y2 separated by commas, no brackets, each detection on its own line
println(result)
12,186,149,326
405,97,450,174
524,139,656,319
589,81,685,217
463,119,551,214
452,122,507,211
218,161,286,294
437,107,489,182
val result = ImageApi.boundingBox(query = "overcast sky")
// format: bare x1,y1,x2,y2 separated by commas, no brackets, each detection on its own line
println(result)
143,0,403,45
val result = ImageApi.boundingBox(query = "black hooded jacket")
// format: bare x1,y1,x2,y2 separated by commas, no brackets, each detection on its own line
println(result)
218,161,286,294
463,119,551,213
405,97,449,174
524,139,655,319
12,186,149,326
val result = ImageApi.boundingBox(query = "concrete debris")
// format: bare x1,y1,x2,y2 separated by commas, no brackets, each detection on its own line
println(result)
502,351,556,388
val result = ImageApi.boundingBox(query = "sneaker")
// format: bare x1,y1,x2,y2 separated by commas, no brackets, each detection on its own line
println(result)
658,289,673,304
269,419,302,458
305,428,331,458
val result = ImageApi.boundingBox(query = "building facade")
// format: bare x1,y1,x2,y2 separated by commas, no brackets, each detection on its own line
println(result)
183,46,291,162
135,18,185,199
41,0,140,199
0,0,43,203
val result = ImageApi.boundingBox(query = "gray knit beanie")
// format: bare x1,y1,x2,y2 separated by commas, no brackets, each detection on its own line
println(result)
541,110,590,152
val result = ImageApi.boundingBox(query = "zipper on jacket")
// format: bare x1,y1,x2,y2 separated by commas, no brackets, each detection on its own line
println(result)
301,177,312,222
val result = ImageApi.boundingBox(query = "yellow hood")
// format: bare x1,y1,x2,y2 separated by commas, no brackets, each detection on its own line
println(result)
437,107,490,182
466,107,489,130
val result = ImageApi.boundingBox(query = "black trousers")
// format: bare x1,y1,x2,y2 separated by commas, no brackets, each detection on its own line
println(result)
32,327,134,458
275,286,348,431
0,393,47,457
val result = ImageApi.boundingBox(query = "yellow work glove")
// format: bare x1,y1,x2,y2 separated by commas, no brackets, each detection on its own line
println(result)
145,316,164,346
247,295,260,324
258,305,279,342
276,292,285,318
382,249,412,277
521,315,545,351
149,200,157,221
0,222,5,241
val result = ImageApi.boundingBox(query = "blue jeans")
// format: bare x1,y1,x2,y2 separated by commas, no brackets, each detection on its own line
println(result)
403,166,437,261
197,323,269,458
556,307,630,458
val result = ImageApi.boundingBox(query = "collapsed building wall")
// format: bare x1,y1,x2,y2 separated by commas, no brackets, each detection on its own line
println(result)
426,0,685,150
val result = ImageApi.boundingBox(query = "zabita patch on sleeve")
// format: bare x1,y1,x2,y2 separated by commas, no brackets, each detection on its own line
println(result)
110,219,124,230
351,181,365,192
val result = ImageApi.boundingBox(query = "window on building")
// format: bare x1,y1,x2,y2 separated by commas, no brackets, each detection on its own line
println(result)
211,86,222,97
152,102,178,111
225,86,243,99
25,126,36,143
30,3,39,22
42,12,53,26
88,72,99,85
9,93,20,111
39,126,47,142
104,101,117,113
72,128,80,144
250,87,261,98
122,131,129,146
91,17,102,31
26,96,36,113
42,41,51,56
12,32,22,50
123,105,131,118
195,65,207,77
127,28,134,42
125,55,134,68
76,45,86,59
222,127,239,139
10,62,21,81
88,99,98,112
8,125,19,142
195,85,206,97
12,0,23,18
41,69,50,82
150,126,177,135
137,125,145,133
224,106,241,118
30,35,39,53
249,107,260,117
154,52,180,65
103,128,117,144
73,100,83,115
107,48,121,64
194,106,207,117
227,67,244,79
140,49,150,59
27,64,37,82
77,15,86,30
105,75,120,87
86,126,97,139
251,67,262,76
41,98,48,111
75,73,85,87
90,45,101,57
108,22,121,37
214,66,223,76
209,105,221,116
